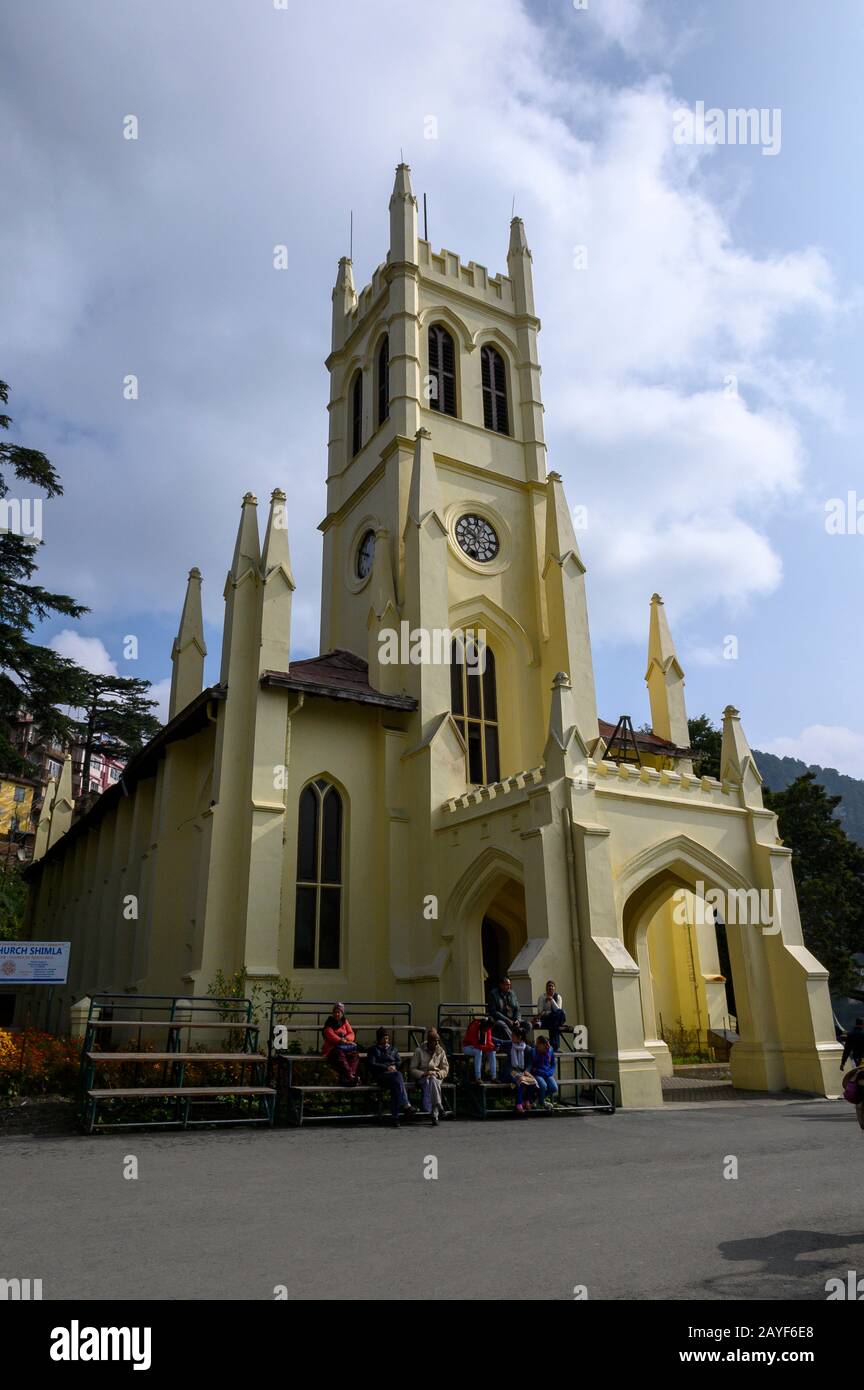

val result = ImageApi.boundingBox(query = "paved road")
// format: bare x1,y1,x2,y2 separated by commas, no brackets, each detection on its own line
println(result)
3,1100,862,1301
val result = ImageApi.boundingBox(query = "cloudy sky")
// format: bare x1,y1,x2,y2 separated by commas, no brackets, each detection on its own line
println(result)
2,0,862,772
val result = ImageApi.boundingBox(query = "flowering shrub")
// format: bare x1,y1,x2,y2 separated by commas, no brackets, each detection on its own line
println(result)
0,1028,81,1098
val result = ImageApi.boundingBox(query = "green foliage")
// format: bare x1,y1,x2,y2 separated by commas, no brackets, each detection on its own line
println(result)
0,864,27,939
205,968,302,1031
688,717,864,992
687,714,722,780
67,673,162,787
0,380,89,772
764,771,864,993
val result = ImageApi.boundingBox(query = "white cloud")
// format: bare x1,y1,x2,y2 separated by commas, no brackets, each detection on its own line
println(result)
147,677,172,725
0,0,841,665
761,725,864,779
49,630,117,676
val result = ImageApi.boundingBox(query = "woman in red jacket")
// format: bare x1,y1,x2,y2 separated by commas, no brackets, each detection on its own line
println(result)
321,1003,360,1085
462,1014,498,1083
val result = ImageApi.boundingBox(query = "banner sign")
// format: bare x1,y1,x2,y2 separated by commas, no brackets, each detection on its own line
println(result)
0,941,70,984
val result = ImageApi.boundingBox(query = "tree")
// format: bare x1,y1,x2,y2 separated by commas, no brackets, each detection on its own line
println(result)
68,674,162,793
687,714,722,780
0,380,89,771
764,772,864,993
0,864,27,940
687,717,864,991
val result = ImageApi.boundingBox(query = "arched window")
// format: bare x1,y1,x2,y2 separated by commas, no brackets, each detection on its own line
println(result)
377,335,389,426
428,323,457,417
351,371,363,457
450,637,499,784
481,345,509,435
293,778,343,969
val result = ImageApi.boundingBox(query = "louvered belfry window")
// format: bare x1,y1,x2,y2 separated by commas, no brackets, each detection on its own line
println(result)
428,324,457,417
377,335,389,426
481,345,509,435
351,371,363,456
294,778,343,970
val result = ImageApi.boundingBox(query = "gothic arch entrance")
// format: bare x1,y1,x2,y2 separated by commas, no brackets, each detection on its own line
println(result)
620,841,753,1078
480,878,527,995
444,851,527,1003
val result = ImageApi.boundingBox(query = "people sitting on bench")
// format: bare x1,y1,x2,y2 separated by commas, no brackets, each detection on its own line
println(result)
321,1003,360,1086
509,1025,539,1114
530,1035,559,1109
487,975,522,1044
532,979,567,1052
463,1014,498,1082
366,1028,416,1124
410,1028,450,1122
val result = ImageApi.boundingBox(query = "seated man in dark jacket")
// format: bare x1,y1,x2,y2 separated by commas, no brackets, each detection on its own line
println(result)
487,976,521,1045
841,1018,864,1069
366,1028,415,1123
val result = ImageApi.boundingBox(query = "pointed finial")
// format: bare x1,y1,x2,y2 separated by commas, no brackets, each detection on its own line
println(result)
169,566,207,719
262,487,295,588
721,705,763,804
391,162,414,198
407,427,443,529
508,216,530,256
229,492,261,579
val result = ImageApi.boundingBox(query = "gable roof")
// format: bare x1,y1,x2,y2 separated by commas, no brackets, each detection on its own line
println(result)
261,649,417,711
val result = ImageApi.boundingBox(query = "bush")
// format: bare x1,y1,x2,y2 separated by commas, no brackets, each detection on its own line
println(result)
0,1028,80,1098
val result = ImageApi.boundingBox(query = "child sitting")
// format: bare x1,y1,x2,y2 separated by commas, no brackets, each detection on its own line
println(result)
531,1035,559,1109
508,1025,539,1114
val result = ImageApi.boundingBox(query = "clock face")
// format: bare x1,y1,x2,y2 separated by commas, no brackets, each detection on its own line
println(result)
356,529,376,579
455,513,499,563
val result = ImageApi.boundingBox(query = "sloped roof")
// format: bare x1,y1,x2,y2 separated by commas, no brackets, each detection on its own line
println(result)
261,650,417,711
598,718,684,756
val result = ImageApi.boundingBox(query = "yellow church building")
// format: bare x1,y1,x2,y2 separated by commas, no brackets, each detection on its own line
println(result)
22,165,841,1106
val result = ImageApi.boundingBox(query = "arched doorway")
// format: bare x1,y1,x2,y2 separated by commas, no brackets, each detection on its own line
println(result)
623,876,736,1076
480,878,527,997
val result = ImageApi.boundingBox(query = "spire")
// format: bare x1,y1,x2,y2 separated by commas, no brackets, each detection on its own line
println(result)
221,493,261,684
389,161,418,265
721,704,763,805
545,470,586,573
407,427,444,529
47,755,74,848
331,256,357,351
32,778,55,861
370,526,397,620
366,527,399,692
402,428,450,730
169,567,207,719
229,492,261,579
544,671,591,780
542,472,598,745
259,488,295,673
645,593,689,750
507,215,535,317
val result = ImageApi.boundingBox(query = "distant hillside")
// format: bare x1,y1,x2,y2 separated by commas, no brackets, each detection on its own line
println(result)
753,750,864,848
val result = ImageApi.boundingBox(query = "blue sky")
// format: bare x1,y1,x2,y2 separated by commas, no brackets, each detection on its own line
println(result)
1,0,862,772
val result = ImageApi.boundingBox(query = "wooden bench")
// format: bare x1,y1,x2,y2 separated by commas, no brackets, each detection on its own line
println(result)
275,1053,456,1127
80,1017,271,1133
462,1075,616,1118
82,1084,276,1133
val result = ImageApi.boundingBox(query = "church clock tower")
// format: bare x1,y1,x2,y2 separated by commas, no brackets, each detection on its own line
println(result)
320,163,599,784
